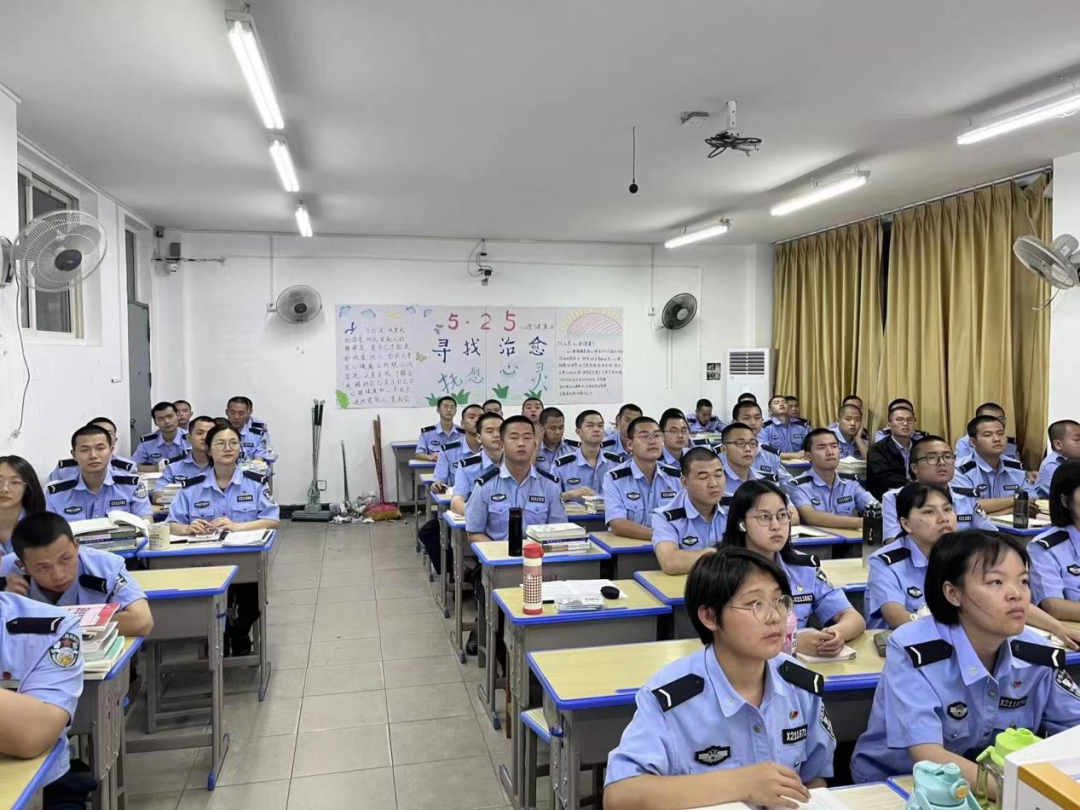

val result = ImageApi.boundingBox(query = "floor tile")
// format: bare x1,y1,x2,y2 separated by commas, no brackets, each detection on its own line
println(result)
291,725,392,777
319,557,372,574
189,735,297,788
385,682,473,723
311,612,380,642
268,589,319,606
127,792,182,810
299,691,388,731
382,655,463,688
393,755,506,810
319,569,375,588
268,573,321,590
270,623,314,645
126,749,199,795
223,696,301,739
389,716,488,765
375,596,442,617
381,631,452,661
286,768,396,810
378,612,445,636
266,603,317,626
308,637,382,667
303,662,384,695
175,781,290,810
267,643,311,670
317,585,377,603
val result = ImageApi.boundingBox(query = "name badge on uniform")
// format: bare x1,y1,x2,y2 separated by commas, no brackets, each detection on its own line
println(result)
150,453,162,459
792,594,814,605
661,491,677,499
999,696,1027,710
1069,564,1080,577
682,536,699,547
491,493,507,502
907,586,923,599
567,478,581,485
958,515,972,523
110,498,127,507
243,441,255,448
626,492,641,501
759,465,774,472
195,500,211,508
528,495,545,503
837,495,853,504
64,506,82,515
1004,483,1019,491
782,725,808,744
237,494,254,503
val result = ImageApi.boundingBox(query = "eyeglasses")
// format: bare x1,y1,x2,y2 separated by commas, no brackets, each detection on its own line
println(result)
916,453,956,466
0,478,26,491
747,510,791,526
211,440,242,450
892,417,916,425
664,428,690,437
633,431,664,443
728,595,795,623
723,439,759,450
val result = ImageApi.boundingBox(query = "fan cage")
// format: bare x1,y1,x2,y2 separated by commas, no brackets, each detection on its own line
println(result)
14,211,108,292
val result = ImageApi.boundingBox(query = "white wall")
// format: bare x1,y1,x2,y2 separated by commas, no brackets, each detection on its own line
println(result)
1049,151,1080,423
153,232,771,504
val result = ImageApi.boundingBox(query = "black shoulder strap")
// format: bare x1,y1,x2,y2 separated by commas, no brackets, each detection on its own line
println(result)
113,475,139,486
182,475,207,489
780,546,819,567
878,547,912,566
554,454,576,467
651,673,704,712
6,617,63,635
47,478,78,494
1033,530,1070,551
79,574,109,594
243,469,268,484
536,468,559,484
1011,639,1066,669
905,639,954,668
778,661,823,696
792,475,813,486
661,507,687,521
610,467,632,480
958,460,977,473
477,467,499,486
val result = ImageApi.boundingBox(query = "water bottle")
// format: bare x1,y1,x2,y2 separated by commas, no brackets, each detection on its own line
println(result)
1013,490,1029,530
782,609,799,656
522,542,544,615
508,507,524,556
862,502,883,562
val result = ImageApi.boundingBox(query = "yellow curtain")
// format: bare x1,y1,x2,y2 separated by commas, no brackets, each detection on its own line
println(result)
879,174,1052,467
773,219,883,429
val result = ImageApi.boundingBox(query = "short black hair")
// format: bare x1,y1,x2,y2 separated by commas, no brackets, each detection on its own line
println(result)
476,412,504,433
88,416,117,432
436,396,457,408
802,427,838,453
909,434,950,475
737,393,758,403
539,407,564,425
785,396,799,404
841,395,862,407
12,512,75,558
887,398,914,411
680,446,720,477
227,396,253,409
499,415,534,438
1049,420,1080,445
574,409,602,429
967,414,1005,439
768,394,786,405
838,403,863,418
151,401,176,418
523,396,544,408
1049,459,1080,527
721,480,790,549
616,403,643,421
189,415,217,432
482,398,502,409
975,402,1005,417
204,423,242,463
695,399,713,411
0,455,46,515
721,422,754,442
895,482,953,532
888,403,915,419
626,416,658,440
71,424,111,449
733,401,762,421
461,404,483,417
660,410,688,431
173,399,192,409
685,547,792,645
925,530,1029,625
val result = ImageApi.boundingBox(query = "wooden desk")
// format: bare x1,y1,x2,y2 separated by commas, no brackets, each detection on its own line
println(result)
138,531,276,701
127,565,237,791
821,557,868,616
0,739,69,810
887,774,915,798
472,540,612,731
689,782,906,809
801,629,886,743
589,531,659,579
633,570,695,639
493,579,669,806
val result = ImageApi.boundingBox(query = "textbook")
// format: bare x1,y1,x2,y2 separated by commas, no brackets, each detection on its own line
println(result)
84,635,128,677
61,603,120,630
532,579,627,602
789,525,831,539
526,523,587,542
69,511,150,538
221,529,272,547
796,645,858,664
82,622,120,659
581,495,605,512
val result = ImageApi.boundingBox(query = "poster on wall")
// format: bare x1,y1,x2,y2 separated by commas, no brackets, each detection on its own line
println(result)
334,304,622,408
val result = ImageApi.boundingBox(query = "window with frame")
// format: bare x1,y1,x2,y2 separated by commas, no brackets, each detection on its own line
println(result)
17,170,83,336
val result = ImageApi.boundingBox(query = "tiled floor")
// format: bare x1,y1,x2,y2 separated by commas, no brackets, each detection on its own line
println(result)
126,519,525,810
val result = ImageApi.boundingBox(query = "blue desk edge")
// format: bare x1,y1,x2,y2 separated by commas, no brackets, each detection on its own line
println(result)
137,530,276,559
493,589,671,625
13,738,68,810
472,543,611,566
588,533,652,555
143,564,240,600
632,570,684,607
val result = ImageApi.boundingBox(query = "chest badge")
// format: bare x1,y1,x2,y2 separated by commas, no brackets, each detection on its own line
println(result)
907,586,924,599
947,701,968,720
694,745,730,766
682,536,699,547
491,493,507,502
626,491,641,501
796,585,804,592
1069,564,1080,577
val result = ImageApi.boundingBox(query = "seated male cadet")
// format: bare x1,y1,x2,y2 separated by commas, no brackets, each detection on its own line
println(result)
867,402,920,500
134,401,189,472
1036,420,1080,498
686,398,723,434
225,396,276,463
173,399,193,433
829,402,869,459
3,512,154,637
414,395,463,461
604,403,643,462
481,398,503,415
881,435,996,542
872,398,927,443
46,425,152,520
718,423,800,527
785,396,812,429
49,416,137,482
450,413,504,515
465,415,566,542
152,414,215,503
0,590,86,798
955,402,1018,460
952,415,1037,516
789,429,878,530
603,548,834,810
659,409,692,466
731,400,794,491
521,396,544,430
535,407,575,472
603,416,683,540
553,410,621,503
650,447,728,575
759,394,810,459
432,404,483,493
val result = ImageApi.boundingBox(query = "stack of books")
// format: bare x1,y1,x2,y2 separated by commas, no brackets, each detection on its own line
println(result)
581,495,605,513
158,482,181,506
838,457,867,477
526,523,590,553
563,502,588,516
61,604,127,676
69,511,149,553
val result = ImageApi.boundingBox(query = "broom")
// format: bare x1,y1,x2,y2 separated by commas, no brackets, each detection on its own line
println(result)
367,415,401,521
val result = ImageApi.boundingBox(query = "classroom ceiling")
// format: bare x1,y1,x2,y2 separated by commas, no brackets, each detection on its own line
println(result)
4,0,1080,245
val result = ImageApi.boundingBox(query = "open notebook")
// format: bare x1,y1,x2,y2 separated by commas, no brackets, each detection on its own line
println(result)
689,786,863,809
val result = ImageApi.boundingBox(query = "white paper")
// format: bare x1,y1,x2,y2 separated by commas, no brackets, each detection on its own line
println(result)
534,580,626,601
795,645,857,664
789,526,830,538
221,529,271,546
689,789,852,810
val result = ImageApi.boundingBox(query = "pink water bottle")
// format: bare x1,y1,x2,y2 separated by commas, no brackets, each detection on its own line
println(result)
523,542,544,615
782,610,798,656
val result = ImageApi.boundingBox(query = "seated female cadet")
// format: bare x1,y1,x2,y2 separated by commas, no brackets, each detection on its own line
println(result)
0,455,45,555
852,530,1080,785
1029,459,1080,622
721,480,865,658
604,548,835,810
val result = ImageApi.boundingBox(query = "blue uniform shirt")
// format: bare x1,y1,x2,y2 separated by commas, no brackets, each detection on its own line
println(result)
166,468,279,525
1,507,25,556
553,447,622,494
650,489,728,552
866,538,930,629
603,460,683,527
851,618,1080,783
788,470,877,516
605,645,835,786
953,453,1035,500
464,464,567,541
760,418,810,455
155,452,213,491
602,433,629,464
133,430,189,466
881,484,996,542
450,450,498,501
433,437,482,485
535,440,576,473
1029,526,1080,605
721,455,778,498
0,592,84,786
239,419,275,463
829,426,863,460
685,412,723,434
777,547,854,630
49,455,137,482
416,423,464,455
753,442,795,492
1036,452,1067,498
1,545,147,611
956,434,1017,462
45,470,152,520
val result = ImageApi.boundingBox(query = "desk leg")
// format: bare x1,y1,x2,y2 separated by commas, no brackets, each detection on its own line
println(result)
434,512,449,618
207,594,231,790
452,528,465,663
479,566,499,730
498,624,525,808
146,642,159,735
552,712,579,810
413,469,421,551
256,550,273,701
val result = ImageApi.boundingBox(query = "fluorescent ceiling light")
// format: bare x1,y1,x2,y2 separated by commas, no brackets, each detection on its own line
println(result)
269,138,300,192
664,221,730,249
957,90,1080,145
226,13,284,130
770,172,869,217
295,203,314,238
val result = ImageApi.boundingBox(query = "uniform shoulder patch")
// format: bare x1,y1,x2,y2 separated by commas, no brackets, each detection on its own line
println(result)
950,486,978,498
477,467,500,486
651,673,704,712
780,547,819,567
554,454,576,467
182,475,207,488
838,472,858,481
49,632,81,668
459,455,482,468
601,437,616,447
792,475,814,486
1003,457,1023,470
56,458,78,469
113,474,140,486
250,425,266,436
958,460,977,473
443,440,462,451
904,639,954,668
111,457,138,471
243,470,268,484
1033,530,1070,550
779,660,824,696
759,472,779,483
536,468,559,484
140,431,158,443
658,463,681,477
6,616,63,634
564,439,581,448
610,467,632,480
760,443,780,455
1011,639,1066,669
602,451,623,463
47,478,78,494
420,425,436,433
79,574,109,594
878,547,912,566
662,507,687,521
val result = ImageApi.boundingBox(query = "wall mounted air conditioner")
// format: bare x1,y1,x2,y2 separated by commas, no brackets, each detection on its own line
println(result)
726,348,773,416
